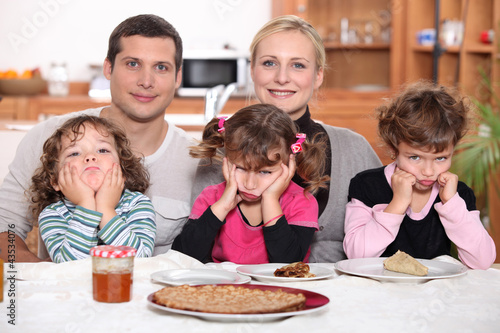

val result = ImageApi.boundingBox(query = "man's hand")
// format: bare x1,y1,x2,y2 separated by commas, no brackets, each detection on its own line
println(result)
0,232,41,262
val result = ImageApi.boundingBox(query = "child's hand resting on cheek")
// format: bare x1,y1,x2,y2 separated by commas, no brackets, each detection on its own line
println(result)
437,171,458,204
262,154,296,201
385,166,416,214
56,163,96,210
211,157,242,221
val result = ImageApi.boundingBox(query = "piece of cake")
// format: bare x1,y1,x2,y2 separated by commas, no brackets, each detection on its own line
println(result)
383,250,429,276
274,262,316,278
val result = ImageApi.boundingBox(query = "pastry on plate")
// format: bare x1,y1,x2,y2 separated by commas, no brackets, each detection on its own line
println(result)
274,261,316,278
152,284,306,314
383,250,429,276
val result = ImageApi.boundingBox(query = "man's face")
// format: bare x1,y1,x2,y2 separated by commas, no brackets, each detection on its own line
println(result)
103,35,182,123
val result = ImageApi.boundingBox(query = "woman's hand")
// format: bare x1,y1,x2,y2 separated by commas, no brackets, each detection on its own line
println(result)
211,157,242,221
96,164,125,228
437,171,458,204
385,166,415,215
56,163,95,210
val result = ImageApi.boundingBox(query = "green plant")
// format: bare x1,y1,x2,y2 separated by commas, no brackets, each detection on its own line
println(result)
452,71,500,198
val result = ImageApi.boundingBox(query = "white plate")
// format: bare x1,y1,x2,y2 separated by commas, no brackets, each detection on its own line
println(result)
334,257,467,283
236,263,334,282
150,269,251,286
147,284,329,322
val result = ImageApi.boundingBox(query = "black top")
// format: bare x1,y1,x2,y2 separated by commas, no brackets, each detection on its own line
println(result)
172,206,315,263
292,107,332,217
348,166,477,259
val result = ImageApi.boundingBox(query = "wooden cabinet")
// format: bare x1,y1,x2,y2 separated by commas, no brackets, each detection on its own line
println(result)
0,96,30,119
404,0,500,103
272,0,405,91
168,97,253,115
27,95,110,120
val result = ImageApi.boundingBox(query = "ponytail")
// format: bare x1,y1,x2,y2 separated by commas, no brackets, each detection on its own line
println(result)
189,117,225,161
295,133,329,194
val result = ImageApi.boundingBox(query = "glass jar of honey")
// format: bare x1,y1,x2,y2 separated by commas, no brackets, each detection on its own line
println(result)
90,245,136,303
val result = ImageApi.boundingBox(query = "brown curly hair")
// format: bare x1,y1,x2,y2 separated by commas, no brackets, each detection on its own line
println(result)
377,80,470,158
190,104,329,194
28,115,150,224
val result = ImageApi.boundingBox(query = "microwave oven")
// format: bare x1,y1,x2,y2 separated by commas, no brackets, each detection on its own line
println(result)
176,50,251,97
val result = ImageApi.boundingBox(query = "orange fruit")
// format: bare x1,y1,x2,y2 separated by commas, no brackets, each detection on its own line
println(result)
20,70,33,79
4,69,18,79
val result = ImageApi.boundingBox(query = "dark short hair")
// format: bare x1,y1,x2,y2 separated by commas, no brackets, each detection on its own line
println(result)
106,14,183,73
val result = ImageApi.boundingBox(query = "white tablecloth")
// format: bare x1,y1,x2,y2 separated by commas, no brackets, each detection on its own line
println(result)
2,251,500,332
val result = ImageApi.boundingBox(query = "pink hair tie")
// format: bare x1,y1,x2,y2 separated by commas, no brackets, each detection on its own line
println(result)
291,133,306,154
217,116,227,133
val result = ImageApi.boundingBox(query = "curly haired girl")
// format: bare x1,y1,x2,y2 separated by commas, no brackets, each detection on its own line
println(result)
30,115,156,262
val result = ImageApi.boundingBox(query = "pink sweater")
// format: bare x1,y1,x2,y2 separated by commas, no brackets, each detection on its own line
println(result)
343,163,496,269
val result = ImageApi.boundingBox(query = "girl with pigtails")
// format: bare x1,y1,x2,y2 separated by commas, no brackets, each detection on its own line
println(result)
172,104,329,264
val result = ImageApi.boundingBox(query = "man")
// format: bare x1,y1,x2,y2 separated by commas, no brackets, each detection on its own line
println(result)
0,14,198,262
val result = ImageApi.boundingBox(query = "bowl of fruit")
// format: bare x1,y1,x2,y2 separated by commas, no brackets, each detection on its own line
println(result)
0,68,46,95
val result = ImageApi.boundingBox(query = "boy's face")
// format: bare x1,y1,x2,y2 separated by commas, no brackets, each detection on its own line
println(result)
53,125,120,193
103,35,182,123
395,142,454,191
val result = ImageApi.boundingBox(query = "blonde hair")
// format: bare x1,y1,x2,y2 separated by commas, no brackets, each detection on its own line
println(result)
250,15,326,72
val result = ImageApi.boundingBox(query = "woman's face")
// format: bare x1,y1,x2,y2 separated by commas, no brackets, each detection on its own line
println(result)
251,30,323,120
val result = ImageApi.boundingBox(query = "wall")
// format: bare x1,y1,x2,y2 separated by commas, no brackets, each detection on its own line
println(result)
0,0,271,81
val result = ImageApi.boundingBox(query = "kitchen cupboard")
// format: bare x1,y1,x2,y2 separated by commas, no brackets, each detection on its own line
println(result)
0,96,30,120
273,0,500,101
271,0,401,164
272,0,406,91
404,0,500,103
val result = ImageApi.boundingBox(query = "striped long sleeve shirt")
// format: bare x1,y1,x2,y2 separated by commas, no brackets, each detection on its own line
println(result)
39,189,156,263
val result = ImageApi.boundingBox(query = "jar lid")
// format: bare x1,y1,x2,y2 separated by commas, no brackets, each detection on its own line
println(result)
90,245,136,258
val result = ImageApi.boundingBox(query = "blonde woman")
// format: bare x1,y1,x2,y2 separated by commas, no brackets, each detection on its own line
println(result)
192,15,381,262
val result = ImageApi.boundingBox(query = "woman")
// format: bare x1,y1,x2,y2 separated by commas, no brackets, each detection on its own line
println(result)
191,15,381,262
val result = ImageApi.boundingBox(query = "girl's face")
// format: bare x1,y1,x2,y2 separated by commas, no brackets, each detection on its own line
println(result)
251,30,323,120
395,142,454,192
54,124,120,192
230,152,284,202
